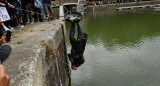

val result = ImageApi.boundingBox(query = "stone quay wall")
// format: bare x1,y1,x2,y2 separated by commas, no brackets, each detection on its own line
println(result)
3,20,70,86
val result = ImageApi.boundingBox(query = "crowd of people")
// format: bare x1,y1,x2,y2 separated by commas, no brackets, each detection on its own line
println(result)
0,0,55,33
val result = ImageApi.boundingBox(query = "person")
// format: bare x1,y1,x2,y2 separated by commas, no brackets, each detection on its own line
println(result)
0,64,10,86
0,0,15,31
68,22,88,70
0,18,12,63
8,0,24,28
0,33,12,63
43,0,54,21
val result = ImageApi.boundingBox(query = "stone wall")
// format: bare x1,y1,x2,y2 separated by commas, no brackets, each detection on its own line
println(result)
3,20,70,86
61,0,78,3
86,1,160,10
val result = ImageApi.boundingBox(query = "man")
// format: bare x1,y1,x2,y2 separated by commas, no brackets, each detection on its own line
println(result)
0,64,10,86
68,22,88,70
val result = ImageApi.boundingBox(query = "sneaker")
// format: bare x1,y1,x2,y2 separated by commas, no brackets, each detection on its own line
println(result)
16,24,21,28
20,25,24,28
40,20,47,22
30,21,34,24
40,20,45,22
50,17,54,20
8,26,14,32
8,26,14,30
17,24,24,28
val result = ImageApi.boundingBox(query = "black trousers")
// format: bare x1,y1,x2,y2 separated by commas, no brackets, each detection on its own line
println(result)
21,0,28,24
0,45,12,63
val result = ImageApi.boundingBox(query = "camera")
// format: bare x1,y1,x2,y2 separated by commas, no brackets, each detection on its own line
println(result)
5,30,11,42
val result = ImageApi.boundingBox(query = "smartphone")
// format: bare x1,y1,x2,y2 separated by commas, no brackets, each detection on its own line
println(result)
5,31,11,42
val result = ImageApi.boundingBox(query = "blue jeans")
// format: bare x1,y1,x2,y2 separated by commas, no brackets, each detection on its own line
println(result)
70,23,82,36
38,0,44,10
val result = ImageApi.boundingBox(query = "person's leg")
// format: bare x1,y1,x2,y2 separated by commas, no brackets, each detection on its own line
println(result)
38,0,45,21
77,23,82,35
10,2,19,27
21,0,28,25
70,23,75,36
38,8,45,22
33,8,38,22
27,3,34,23
14,16,19,27
44,3,50,20
70,23,77,54
47,4,54,19
0,45,12,63
16,6,22,26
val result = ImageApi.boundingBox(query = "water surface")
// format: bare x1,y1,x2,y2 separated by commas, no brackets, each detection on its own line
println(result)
66,8,160,86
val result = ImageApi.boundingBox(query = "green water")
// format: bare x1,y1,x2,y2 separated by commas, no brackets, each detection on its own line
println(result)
66,8,160,86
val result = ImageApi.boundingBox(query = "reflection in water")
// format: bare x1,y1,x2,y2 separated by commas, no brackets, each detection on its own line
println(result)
66,8,160,86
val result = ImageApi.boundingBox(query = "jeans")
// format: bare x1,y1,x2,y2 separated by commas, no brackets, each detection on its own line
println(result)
44,4,54,16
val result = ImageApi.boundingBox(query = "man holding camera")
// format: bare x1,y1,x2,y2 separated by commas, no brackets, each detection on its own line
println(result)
0,32,12,86
0,33,11,86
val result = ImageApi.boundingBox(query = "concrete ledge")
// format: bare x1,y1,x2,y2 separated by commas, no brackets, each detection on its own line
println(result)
3,20,70,86
86,1,160,10
116,5,155,10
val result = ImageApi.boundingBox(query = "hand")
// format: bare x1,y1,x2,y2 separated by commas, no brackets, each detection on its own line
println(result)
8,4,14,8
9,5,14,8
0,33,7,44
0,33,12,45
0,3,5,6
0,65,10,86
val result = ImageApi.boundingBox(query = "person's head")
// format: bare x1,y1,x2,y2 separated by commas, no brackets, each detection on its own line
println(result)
68,54,85,70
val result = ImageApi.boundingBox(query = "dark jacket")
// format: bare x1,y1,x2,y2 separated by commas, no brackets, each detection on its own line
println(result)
69,33,88,67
